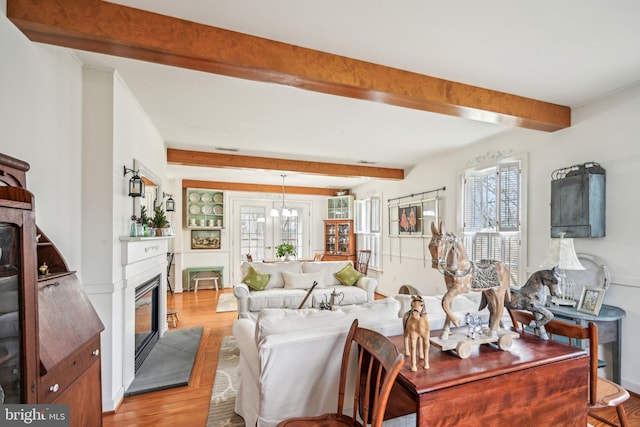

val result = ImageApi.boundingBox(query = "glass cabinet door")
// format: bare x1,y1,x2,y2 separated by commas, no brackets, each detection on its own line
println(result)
0,223,22,403
327,196,353,219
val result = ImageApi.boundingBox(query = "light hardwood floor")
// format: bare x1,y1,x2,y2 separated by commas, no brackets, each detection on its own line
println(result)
103,289,640,427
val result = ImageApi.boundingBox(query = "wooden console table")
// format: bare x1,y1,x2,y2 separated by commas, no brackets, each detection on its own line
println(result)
387,331,588,426
547,303,626,384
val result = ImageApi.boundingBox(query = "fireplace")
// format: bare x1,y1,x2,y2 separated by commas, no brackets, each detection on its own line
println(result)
134,274,160,372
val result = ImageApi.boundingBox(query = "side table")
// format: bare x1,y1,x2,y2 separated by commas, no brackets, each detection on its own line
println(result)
547,303,626,384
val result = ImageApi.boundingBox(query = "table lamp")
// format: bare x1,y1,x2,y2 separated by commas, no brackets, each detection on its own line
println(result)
540,232,585,306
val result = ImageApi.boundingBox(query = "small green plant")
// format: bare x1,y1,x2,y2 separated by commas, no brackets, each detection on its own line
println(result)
276,243,296,258
140,205,149,226
151,205,168,228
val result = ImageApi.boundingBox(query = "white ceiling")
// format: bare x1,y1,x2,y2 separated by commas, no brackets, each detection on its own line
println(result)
72,0,640,188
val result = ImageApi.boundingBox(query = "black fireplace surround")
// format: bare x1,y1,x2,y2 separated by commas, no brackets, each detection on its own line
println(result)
134,275,160,372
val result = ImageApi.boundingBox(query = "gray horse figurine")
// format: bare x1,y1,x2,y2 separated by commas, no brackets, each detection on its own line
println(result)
506,267,561,340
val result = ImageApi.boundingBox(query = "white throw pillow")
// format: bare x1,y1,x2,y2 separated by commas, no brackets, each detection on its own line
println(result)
240,261,303,288
302,261,352,286
282,271,325,289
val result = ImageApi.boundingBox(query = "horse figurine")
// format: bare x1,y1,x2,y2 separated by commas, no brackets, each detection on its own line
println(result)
465,312,483,339
428,222,510,340
403,295,430,371
506,267,561,340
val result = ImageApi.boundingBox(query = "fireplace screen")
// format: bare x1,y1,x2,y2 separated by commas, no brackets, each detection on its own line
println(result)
134,275,160,371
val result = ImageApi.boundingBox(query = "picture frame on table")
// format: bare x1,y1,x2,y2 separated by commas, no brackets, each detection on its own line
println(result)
576,286,606,316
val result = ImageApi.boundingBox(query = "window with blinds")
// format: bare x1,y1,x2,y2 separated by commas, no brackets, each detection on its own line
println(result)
462,160,523,286
354,197,381,270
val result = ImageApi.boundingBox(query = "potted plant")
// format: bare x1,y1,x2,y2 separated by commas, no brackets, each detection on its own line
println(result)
276,243,296,260
151,206,168,236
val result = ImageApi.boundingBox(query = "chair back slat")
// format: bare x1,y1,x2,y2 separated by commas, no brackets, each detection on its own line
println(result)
335,320,404,427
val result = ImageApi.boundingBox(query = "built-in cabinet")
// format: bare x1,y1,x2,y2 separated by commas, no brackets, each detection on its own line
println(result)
323,219,355,261
0,154,104,426
327,195,353,219
184,188,224,229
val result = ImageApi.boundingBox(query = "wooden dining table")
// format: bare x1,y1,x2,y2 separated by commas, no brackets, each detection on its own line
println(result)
385,330,589,426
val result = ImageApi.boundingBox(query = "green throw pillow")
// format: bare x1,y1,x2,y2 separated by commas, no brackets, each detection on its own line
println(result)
334,264,364,286
242,266,271,291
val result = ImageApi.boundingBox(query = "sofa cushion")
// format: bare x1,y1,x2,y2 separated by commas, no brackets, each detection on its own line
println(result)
302,261,352,286
242,266,271,291
241,261,303,289
311,285,368,307
334,264,364,286
282,271,325,289
254,297,401,345
248,288,311,312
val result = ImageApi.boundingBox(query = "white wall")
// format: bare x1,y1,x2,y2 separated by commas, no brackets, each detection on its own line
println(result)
0,9,83,270
353,84,640,393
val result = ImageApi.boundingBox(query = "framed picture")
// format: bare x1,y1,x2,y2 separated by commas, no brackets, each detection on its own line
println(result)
191,229,220,250
577,286,605,316
398,204,421,234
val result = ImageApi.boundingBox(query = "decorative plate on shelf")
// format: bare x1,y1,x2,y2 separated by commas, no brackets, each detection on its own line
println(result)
189,193,200,202
201,193,212,203
213,205,223,215
201,205,213,215
189,204,201,214
213,193,223,203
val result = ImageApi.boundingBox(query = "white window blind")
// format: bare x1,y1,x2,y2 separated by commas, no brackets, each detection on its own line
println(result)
354,197,381,270
462,160,523,286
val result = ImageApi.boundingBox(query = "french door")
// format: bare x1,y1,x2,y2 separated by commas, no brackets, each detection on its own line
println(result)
235,200,309,262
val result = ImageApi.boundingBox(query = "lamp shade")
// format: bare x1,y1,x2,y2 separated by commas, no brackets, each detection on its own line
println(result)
540,233,585,270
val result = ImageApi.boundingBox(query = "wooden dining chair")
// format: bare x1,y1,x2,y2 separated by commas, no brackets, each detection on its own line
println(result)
277,319,404,427
355,249,371,275
508,309,630,427
313,253,324,261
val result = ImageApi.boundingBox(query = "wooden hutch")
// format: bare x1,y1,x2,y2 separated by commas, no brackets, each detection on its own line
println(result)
0,153,104,426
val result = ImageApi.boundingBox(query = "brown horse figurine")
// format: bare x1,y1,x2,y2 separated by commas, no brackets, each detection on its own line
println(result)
403,295,430,371
428,222,510,339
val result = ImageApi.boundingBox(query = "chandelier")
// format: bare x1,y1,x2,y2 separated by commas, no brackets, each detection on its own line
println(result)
271,174,298,217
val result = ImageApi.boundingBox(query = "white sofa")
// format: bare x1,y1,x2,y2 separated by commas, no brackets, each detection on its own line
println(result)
233,260,377,319
231,291,512,427
232,298,404,427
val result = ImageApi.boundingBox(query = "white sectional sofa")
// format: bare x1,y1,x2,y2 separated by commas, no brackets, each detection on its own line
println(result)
232,298,404,427
233,260,377,319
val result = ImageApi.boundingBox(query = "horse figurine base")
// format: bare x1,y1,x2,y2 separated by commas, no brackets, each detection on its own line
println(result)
430,327,519,359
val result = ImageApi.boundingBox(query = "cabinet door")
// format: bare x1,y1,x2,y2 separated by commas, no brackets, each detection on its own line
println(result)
52,361,102,427
327,196,353,219
324,222,336,254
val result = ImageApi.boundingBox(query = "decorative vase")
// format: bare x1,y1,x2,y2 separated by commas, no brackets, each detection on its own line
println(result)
284,254,291,261
129,221,137,237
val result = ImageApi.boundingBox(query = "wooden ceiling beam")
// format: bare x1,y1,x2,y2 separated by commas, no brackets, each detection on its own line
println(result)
7,0,571,132
168,149,405,181
182,180,338,196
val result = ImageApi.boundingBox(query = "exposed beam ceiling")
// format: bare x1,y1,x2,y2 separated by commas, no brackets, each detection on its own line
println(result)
168,149,404,181
181,180,340,196
7,0,571,133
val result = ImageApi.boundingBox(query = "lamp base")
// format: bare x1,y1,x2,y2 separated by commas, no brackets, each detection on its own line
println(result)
551,296,576,307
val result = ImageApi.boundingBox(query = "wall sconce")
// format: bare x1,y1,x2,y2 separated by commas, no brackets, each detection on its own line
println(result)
163,192,175,212
123,166,144,197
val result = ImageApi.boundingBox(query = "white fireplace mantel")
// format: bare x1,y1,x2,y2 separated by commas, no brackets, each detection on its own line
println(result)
119,235,172,394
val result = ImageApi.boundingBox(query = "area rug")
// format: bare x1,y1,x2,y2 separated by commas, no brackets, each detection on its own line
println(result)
207,335,245,426
125,326,203,396
216,293,238,313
